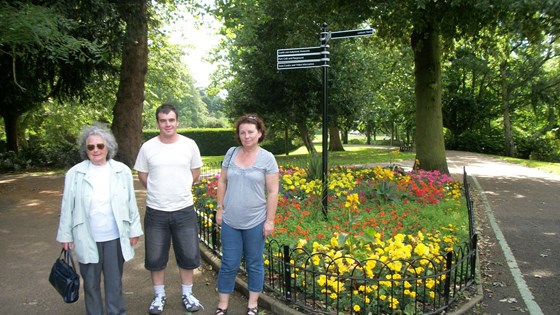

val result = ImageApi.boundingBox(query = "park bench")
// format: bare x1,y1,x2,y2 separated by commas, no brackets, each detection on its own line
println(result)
399,141,414,152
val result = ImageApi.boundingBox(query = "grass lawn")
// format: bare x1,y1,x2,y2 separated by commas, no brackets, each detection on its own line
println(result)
202,144,416,168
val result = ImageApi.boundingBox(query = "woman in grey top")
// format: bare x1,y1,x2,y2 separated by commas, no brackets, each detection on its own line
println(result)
215,114,279,315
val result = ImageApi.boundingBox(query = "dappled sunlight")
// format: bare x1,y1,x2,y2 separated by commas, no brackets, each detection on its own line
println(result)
0,178,16,184
530,269,556,278
24,200,42,207
39,190,62,196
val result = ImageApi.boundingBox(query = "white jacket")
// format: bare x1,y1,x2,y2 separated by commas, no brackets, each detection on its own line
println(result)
56,159,143,264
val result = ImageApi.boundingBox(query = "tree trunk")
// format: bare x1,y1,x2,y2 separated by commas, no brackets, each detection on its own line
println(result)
3,113,19,153
111,0,148,167
411,26,449,173
328,127,344,151
500,62,517,157
297,122,316,154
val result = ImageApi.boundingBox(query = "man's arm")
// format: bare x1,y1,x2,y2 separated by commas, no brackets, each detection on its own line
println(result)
138,171,148,188
191,168,201,184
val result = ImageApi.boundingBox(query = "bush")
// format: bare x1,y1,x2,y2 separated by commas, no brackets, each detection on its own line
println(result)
0,141,79,172
142,128,298,156
525,131,560,162
445,128,504,155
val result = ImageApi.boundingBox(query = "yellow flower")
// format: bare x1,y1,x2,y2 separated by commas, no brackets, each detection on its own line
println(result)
389,297,399,309
296,239,307,248
330,236,339,248
414,242,430,256
353,305,361,312
317,275,327,286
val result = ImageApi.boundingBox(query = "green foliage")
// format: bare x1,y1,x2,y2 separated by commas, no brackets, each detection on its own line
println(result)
526,131,560,162
0,0,121,152
445,128,505,155
0,139,79,172
141,128,297,156
144,30,209,129
305,154,322,180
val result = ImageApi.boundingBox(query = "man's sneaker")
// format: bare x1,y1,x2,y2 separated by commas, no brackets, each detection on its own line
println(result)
182,293,204,312
149,295,166,315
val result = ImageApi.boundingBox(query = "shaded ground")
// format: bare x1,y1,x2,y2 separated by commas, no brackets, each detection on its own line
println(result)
1,150,559,314
0,173,254,315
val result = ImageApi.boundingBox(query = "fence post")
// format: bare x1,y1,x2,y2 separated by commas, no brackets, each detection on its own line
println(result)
464,167,475,240
443,251,453,305
211,209,219,253
470,234,478,279
283,245,292,301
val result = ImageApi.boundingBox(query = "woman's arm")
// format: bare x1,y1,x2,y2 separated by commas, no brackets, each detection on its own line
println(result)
263,172,279,237
216,168,228,225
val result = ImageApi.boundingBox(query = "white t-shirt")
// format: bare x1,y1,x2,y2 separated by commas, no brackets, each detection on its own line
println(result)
134,135,203,211
88,163,119,242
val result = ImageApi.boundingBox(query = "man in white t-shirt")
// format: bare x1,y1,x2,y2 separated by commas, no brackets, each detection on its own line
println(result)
134,104,204,314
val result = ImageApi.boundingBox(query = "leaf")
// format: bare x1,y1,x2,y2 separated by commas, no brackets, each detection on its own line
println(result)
499,297,518,303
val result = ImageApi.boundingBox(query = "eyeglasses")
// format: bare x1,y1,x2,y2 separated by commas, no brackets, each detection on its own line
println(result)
87,143,105,151
246,115,257,121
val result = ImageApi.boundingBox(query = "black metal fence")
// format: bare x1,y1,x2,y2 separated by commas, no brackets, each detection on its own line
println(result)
195,167,478,314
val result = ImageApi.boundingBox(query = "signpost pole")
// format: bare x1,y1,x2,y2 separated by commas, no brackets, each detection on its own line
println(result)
276,24,373,220
321,23,329,218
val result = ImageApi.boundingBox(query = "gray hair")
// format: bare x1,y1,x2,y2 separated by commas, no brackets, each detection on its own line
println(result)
77,124,118,161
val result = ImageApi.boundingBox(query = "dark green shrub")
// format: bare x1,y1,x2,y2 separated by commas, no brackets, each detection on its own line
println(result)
142,128,298,156
0,140,79,172
445,129,504,155
526,132,560,162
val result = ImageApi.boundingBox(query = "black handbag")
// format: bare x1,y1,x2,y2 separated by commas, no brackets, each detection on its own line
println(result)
49,248,80,303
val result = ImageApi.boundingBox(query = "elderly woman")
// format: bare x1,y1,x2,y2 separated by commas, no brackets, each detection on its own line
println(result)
56,124,143,315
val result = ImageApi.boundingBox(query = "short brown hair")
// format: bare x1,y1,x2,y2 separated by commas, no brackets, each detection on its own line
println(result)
233,114,266,144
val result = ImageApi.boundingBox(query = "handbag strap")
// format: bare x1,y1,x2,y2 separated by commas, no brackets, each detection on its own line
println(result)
60,248,77,270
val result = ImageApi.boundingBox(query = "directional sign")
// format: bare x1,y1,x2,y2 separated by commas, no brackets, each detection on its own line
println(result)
277,46,323,56
277,60,326,70
278,54,323,62
330,28,374,40
277,46,329,70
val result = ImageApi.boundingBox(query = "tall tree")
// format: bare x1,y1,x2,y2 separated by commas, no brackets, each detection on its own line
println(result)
0,1,118,152
111,0,148,167
361,0,508,172
482,3,559,157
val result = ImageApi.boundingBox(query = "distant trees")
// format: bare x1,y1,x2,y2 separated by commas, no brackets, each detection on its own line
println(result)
0,1,221,167
1,0,558,170
0,1,119,153
211,0,560,171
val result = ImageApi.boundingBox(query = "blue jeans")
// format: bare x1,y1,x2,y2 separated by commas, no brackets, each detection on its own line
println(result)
218,221,265,293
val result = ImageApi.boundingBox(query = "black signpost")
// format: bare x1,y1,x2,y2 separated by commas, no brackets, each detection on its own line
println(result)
277,23,373,218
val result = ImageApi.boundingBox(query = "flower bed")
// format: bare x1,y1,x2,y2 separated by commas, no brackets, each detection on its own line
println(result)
194,164,470,314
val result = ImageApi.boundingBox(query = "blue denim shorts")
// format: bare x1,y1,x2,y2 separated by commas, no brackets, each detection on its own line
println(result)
144,205,201,271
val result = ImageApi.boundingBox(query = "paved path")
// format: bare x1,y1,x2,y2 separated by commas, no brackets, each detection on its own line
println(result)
444,151,560,315
0,150,559,314
0,173,252,315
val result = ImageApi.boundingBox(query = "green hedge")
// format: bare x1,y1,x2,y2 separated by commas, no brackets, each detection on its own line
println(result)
143,128,298,156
